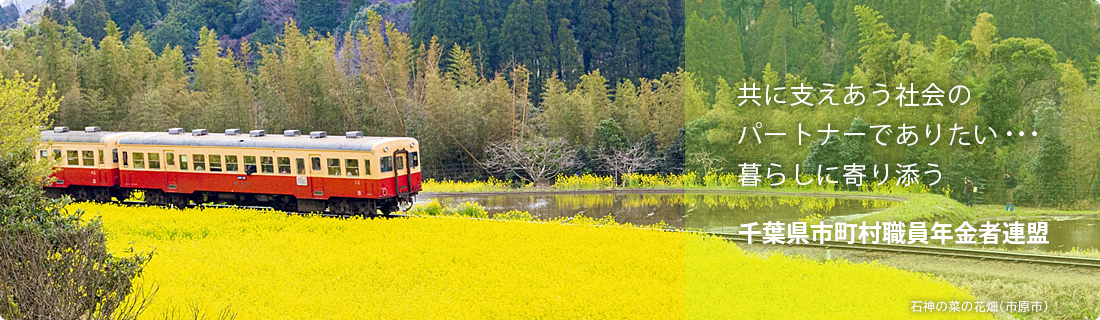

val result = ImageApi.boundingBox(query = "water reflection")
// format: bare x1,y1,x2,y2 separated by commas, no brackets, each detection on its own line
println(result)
960,217,1100,252
421,193,687,227
419,192,893,230
686,194,894,233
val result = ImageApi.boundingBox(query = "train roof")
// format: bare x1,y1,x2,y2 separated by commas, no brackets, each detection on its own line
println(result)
40,130,137,143
116,132,412,152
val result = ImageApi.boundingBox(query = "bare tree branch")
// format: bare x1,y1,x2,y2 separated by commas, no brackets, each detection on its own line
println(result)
484,136,577,187
593,141,663,181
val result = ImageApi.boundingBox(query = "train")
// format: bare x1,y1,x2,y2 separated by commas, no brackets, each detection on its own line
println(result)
38,126,422,216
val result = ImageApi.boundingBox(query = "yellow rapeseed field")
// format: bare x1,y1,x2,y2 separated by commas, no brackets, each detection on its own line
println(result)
74,202,991,319
687,236,990,319
76,202,685,319
421,178,514,192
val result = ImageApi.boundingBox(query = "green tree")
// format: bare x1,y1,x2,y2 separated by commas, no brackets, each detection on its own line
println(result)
574,0,613,72
555,18,583,86
792,3,827,83
188,0,239,35
70,0,111,42
499,0,534,68
1029,99,1070,206
978,37,1058,141
149,10,190,54
232,0,264,37
685,10,744,96
0,72,150,320
296,0,339,35
750,0,792,78
854,5,897,84
104,0,159,39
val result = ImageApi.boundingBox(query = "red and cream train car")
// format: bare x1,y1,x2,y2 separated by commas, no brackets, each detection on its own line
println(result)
39,127,421,216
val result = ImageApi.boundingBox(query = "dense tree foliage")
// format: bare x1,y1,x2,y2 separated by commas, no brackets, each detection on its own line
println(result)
413,0,682,90
0,12,682,180
687,1,1100,207
700,0,1100,83
0,72,150,320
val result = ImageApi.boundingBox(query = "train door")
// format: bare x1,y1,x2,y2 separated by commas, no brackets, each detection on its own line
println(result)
308,154,325,198
96,148,105,185
294,158,309,192
393,149,411,195
165,150,179,191
52,148,66,185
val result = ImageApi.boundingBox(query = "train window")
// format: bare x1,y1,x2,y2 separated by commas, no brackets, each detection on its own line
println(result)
260,156,274,173
226,156,239,172
112,149,118,163
296,158,305,175
166,152,175,166
311,157,321,172
345,159,359,177
411,152,419,168
244,156,256,174
54,149,62,161
39,150,47,159
363,159,371,176
82,151,95,166
209,155,222,172
380,156,393,173
395,155,404,170
67,150,79,166
98,150,105,165
193,154,205,171
133,152,145,169
179,154,188,170
277,157,291,174
148,153,161,169
121,152,128,168
327,158,341,176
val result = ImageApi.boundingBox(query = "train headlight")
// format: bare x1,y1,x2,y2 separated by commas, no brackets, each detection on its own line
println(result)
384,146,389,152
410,142,415,148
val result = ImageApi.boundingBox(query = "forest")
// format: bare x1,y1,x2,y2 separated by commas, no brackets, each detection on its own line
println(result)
0,0,688,180
0,16,683,181
30,0,682,92
686,0,1100,207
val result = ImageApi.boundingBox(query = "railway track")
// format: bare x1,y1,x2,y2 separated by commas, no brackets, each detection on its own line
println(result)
111,200,1100,269
712,233,1100,269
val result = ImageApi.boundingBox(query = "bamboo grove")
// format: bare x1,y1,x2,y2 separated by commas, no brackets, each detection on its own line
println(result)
686,0,1100,208
0,13,684,179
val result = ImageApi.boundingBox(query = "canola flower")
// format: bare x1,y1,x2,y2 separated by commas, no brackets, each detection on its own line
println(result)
74,202,990,319
424,172,935,196
686,235,991,319
77,202,684,319
422,178,514,193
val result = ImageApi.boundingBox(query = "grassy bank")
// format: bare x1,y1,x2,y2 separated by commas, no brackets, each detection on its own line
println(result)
73,202,990,319
852,193,978,225
969,204,1100,219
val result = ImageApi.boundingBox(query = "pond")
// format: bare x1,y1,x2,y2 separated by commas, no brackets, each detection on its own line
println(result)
418,191,894,230
419,191,1100,252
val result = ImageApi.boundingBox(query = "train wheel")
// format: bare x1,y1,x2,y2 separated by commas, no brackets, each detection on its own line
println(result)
330,198,353,216
69,186,91,202
276,196,298,212
92,188,111,203
379,201,399,216
168,194,189,209
353,200,377,218
146,189,168,206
